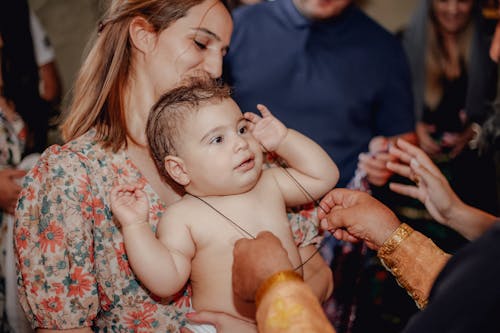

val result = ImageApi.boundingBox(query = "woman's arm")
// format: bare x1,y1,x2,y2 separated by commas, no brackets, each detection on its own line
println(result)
15,146,99,329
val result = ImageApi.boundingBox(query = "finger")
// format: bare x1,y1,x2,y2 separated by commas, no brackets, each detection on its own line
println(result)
389,182,422,201
410,158,446,190
243,112,261,125
333,229,360,243
359,154,386,170
7,169,27,179
256,104,272,118
386,161,412,178
397,139,441,176
388,145,412,164
317,188,353,219
185,311,220,326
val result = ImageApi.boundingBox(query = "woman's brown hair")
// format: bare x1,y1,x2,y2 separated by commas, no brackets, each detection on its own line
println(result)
62,0,228,151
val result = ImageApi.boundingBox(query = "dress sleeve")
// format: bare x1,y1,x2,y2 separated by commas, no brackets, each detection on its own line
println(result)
377,224,451,309
14,145,99,329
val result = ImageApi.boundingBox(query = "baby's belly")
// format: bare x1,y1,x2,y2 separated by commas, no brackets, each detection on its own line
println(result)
191,272,256,320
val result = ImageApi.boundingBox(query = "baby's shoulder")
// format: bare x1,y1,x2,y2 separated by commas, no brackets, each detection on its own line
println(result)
162,195,202,222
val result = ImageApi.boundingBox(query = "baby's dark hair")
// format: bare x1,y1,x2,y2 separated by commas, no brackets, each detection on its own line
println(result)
146,79,232,179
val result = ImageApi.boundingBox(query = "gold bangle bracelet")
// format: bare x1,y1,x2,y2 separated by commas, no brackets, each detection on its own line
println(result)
255,270,303,309
378,223,413,258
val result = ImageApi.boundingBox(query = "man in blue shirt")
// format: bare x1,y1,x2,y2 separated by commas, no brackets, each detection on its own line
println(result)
224,0,416,188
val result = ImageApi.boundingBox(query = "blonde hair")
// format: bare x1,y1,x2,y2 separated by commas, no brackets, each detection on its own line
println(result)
424,7,473,109
62,0,213,151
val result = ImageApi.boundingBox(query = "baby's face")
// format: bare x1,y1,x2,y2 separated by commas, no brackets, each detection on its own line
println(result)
177,98,264,196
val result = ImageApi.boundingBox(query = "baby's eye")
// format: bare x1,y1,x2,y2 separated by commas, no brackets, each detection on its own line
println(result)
238,125,248,135
194,40,207,50
210,136,223,144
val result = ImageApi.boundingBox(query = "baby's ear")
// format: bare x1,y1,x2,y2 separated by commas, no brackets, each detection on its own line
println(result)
164,156,190,186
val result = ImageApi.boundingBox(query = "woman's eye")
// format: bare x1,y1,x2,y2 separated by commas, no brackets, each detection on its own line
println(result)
194,40,207,50
210,136,223,144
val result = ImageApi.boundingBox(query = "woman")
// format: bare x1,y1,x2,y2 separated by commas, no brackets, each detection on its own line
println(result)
401,0,498,223
13,1,238,331
14,0,327,331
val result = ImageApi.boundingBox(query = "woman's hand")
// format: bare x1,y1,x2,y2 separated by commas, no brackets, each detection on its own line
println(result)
318,188,400,250
244,104,287,152
387,138,463,225
440,124,475,158
358,136,395,186
0,168,26,215
416,122,441,157
181,311,256,333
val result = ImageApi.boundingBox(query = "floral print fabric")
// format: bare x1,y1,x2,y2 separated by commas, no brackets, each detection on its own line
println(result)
14,130,319,331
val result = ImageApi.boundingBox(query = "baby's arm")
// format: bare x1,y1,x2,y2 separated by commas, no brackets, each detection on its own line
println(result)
110,184,194,297
245,105,339,206
299,245,333,303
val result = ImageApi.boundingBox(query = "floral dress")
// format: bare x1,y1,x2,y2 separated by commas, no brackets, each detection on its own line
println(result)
14,130,319,331
0,107,27,331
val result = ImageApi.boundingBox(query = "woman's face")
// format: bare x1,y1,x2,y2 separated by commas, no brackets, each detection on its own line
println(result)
432,0,474,34
145,0,233,98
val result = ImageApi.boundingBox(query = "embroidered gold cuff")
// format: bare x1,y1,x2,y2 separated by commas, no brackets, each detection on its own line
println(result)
256,270,303,309
378,223,413,258
377,223,450,309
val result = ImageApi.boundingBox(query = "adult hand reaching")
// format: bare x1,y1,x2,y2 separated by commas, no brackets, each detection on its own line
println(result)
318,188,400,250
387,139,497,240
232,231,293,302
387,138,461,224
0,168,26,215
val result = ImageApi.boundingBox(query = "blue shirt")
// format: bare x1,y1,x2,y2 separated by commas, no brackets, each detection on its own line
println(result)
224,0,415,186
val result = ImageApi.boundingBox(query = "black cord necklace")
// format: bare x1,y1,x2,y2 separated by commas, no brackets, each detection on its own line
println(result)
187,151,329,272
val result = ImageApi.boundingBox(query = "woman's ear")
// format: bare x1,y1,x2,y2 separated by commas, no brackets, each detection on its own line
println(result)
164,156,190,186
129,16,156,54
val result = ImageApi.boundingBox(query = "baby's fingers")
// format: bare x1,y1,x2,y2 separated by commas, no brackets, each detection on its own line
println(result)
256,104,272,118
243,111,261,125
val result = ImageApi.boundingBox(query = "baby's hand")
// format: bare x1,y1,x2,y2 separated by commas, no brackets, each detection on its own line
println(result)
244,104,287,152
110,183,149,228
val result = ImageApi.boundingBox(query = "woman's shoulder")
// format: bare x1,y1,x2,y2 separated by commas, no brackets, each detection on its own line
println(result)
41,130,117,165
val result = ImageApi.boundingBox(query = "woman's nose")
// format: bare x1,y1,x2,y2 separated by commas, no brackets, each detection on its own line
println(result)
203,52,223,79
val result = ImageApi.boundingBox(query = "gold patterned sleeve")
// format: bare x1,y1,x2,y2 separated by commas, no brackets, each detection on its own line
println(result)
377,223,451,308
255,271,336,333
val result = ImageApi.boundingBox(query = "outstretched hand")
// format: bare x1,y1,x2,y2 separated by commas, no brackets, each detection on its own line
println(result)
109,183,149,228
244,104,287,152
387,139,462,225
318,188,400,250
0,168,26,215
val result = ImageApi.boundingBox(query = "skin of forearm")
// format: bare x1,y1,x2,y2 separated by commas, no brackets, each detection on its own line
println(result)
447,202,498,240
299,245,333,303
122,224,188,297
275,129,339,196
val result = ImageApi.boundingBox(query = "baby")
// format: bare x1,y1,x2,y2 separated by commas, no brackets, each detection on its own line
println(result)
110,80,339,332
